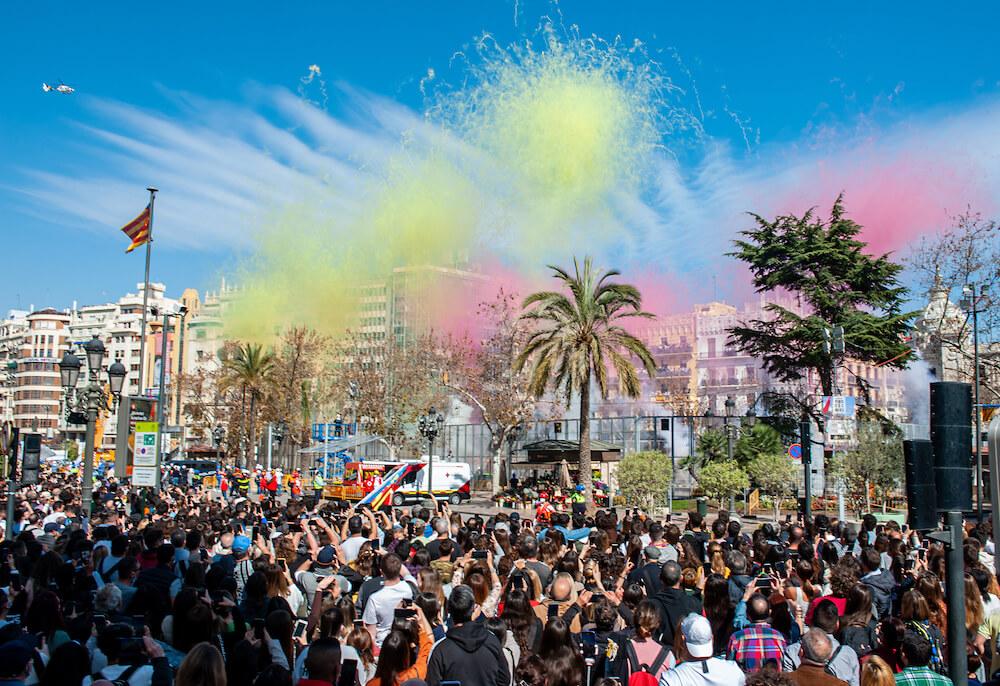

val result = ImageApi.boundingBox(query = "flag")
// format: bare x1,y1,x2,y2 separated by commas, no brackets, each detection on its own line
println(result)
120,204,151,253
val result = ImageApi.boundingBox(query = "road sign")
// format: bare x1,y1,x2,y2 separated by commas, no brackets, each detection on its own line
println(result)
788,442,802,461
132,466,157,487
133,421,159,467
821,395,856,418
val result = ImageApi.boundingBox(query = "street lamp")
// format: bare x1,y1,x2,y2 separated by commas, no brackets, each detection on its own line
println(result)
212,424,225,481
961,283,991,522
59,335,125,516
724,396,736,512
418,408,444,502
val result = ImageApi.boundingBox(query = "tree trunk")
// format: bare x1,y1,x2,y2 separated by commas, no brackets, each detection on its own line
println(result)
248,392,257,469
579,374,594,516
864,478,871,514
491,433,504,496
238,385,247,468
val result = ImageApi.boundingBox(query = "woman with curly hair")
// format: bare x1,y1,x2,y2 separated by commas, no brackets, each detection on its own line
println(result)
805,560,857,624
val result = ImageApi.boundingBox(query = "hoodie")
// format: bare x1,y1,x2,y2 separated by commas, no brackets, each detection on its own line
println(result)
426,621,511,686
728,574,753,606
861,569,896,619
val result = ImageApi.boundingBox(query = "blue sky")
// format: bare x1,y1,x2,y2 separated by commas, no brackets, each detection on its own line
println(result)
2,2,1000,313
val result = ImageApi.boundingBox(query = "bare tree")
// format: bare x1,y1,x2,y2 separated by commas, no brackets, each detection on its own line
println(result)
440,289,536,494
907,209,1000,402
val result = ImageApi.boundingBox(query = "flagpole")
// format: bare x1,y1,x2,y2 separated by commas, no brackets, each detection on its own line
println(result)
137,187,157,398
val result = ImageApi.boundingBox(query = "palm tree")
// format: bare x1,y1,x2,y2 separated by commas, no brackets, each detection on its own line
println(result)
516,257,656,512
223,343,275,468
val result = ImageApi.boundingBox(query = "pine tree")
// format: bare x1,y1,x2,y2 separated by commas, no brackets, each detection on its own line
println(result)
728,195,915,397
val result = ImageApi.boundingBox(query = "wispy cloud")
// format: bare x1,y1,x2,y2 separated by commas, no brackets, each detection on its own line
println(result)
11,84,1000,309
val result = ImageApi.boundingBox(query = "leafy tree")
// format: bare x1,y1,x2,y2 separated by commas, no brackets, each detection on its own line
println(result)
222,342,275,467
831,421,904,514
728,196,915,403
696,460,749,508
683,427,727,472
441,289,536,494
517,257,656,514
747,453,798,521
617,450,673,511
734,423,783,468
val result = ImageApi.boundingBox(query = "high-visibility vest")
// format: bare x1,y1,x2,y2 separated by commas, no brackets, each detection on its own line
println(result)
313,475,325,489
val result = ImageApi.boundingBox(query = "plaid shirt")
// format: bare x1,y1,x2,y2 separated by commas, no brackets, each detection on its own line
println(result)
727,623,788,672
895,667,953,686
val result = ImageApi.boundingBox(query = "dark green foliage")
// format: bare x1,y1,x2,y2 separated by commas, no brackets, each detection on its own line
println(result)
728,195,915,397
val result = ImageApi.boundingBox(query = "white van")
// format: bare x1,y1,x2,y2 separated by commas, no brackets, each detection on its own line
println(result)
392,459,472,505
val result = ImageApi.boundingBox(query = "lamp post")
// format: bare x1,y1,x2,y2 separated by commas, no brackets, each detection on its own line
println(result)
418,408,444,502
962,284,990,523
724,397,736,512
212,424,225,478
59,336,125,516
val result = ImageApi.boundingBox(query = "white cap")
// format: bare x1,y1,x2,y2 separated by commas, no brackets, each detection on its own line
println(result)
680,613,714,658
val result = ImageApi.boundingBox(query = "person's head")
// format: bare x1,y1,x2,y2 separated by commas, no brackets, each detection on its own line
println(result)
348,516,364,536
346,625,374,667
96,622,136,664
632,600,661,640
745,667,797,686
687,512,704,530
157,543,176,567
799,629,833,665
747,594,771,623
727,551,748,576
900,589,931,622
39,639,91,686
539,616,573,658
843,584,874,626
447,585,476,624
381,553,403,581
810,599,840,634
678,613,714,660
304,637,341,685
901,630,933,668
176,642,227,686
95,583,123,613
519,537,539,560
660,560,682,588
437,538,454,561
0,641,34,683
548,572,574,602
861,547,881,574
860,655,896,686
515,655,549,686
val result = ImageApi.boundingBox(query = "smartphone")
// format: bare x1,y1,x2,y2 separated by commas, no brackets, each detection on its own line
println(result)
581,630,598,658
547,604,560,619
904,559,916,571
763,564,773,575
472,550,488,560
253,618,265,640
81,550,91,562
119,637,144,654
353,619,364,628
918,549,926,561
293,619,308,640
439,682,462,686
251,526,260,541
278,558,288,571
338,659,359,686
394,607,417,619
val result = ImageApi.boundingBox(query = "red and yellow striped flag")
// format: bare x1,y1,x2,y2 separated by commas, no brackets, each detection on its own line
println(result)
120,204,151,253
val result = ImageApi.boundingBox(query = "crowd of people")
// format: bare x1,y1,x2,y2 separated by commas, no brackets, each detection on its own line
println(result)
0,467,993,686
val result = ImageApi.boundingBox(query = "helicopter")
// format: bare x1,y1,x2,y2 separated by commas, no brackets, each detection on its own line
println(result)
42,82,74,94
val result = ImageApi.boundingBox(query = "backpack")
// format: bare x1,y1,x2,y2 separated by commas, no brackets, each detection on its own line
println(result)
908,621,946,674
623,640,671,686
92,663,142,686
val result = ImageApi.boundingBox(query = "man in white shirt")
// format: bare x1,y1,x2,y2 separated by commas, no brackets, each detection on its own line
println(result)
340,508,379,563
362,553,413,647
659,614,745,686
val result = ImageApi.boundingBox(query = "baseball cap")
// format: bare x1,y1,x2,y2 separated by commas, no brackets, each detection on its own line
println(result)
316,545,337,565
643,545,661,560
680,613,713,658
43,522,60,533
231,536,251,554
